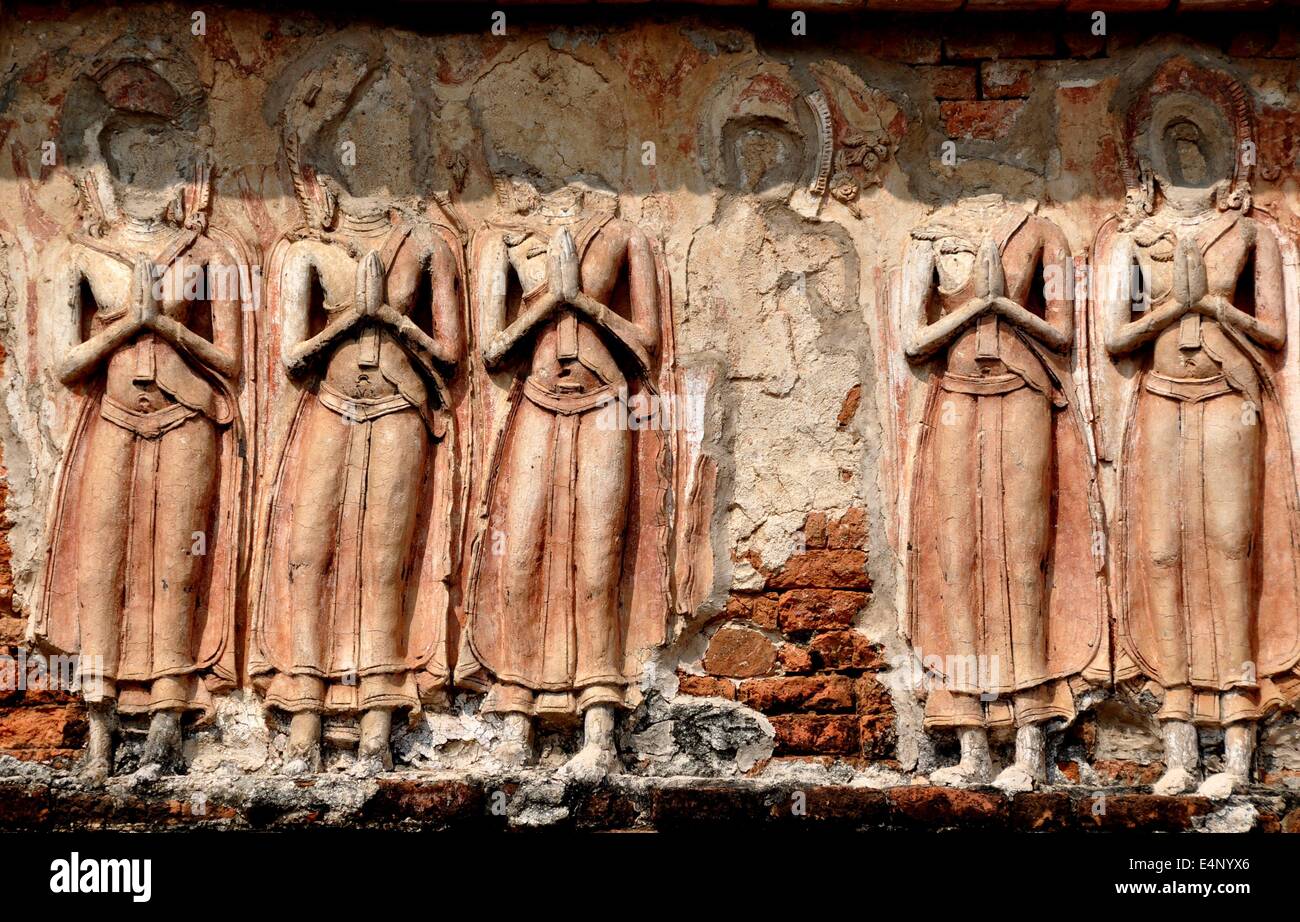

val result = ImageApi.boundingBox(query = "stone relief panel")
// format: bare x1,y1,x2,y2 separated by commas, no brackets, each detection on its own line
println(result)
247,43,467,776
898,186,1106,791
1091,57,1300,797
0,9,1299,793
24,36,257,781
456,49,676,780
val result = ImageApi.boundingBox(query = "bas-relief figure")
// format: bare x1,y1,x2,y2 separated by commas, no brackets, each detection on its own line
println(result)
457,175,674,781
901,189,1106,791
247,55,466,775
1093,59,1300,796
28,42,256,783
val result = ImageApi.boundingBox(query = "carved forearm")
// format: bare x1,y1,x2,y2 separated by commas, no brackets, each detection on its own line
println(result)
283,307,363,373
1106,302,1186,356
994,299,1071,352
481,292,560,367
905,299,986,362
1203,296,1285,350
571,292,653,375
58,316,142,385
151,315,240,378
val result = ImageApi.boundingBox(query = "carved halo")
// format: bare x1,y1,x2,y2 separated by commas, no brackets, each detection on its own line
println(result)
1120,57,1256,221
60,35,212,235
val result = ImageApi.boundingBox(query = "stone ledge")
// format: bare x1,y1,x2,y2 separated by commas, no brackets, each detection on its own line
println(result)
1,765,1295,831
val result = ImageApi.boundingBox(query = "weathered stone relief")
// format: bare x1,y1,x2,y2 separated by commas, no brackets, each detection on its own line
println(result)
899,187,1106,792
24,37,256,782
1092,57,1300,797
247,46,467,777
2,11,1300,801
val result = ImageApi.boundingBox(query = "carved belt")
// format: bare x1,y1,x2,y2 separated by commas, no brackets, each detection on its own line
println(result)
940,371,1026,397
1145,372,1235,403
317,380,417,422
523,377,615,415
100,395,197,439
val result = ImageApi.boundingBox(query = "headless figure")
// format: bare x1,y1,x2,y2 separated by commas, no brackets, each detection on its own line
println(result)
274,208,461,776
476,189,659,782
906,199,1074,791
58,222,242,783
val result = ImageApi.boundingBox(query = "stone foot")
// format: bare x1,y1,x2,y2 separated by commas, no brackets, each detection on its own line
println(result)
1152,766,1198,796
284,712,322,775
79,703,115,786
930,761,991,788
991,763,1037,794
78,755,111,788
496,713,535,768
138,710,183,776
350,709,393,778
557,742,618,784
1197,771,1245,800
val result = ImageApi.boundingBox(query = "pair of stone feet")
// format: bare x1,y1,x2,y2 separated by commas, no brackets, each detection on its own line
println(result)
79,710,184,787
282,710,393,777
930,759,1040,793
1152,766,1246,799
497,707,620,783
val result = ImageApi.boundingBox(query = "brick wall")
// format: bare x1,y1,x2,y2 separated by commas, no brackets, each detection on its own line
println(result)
681,508,897,764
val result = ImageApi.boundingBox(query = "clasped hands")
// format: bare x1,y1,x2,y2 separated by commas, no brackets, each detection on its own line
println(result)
1167,237,1230,322
484,227,602,366
128,257,165,331
957,237,1024,323
354,250,408,329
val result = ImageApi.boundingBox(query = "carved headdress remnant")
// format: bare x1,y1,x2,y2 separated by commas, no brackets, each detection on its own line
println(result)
29,36,257,782
900,184,1106,792
1092,57,1300,797
458,48,675,780
697,60,894,219
247,45,467,775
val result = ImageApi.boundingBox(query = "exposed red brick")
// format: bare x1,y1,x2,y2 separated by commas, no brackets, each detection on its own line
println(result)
1257,812,1282,834
889,786,1006,830
738,675,855,713
803,511,828,549
980,59,1035,99
778,589,867,632
841,27,943,64
1283,808,1300,834
1062,29,1106,58
866,0,963,9
1064,0,1169,7
0,618,23,646
836,383,861,428
941,100,1026,140
1011,792,1074,831
769,0,866,8
703,624,777,678
751,595,780,630
768,550,870,590
965,0,1063,9
770,714,859,755
827,508,868,550
809,630,885,670
676,672,737,700
1077,795,1213,831
0,705,85,750
1228,26,1300,57
1090,759,1164,786
1176,0,1275,10
723,594,754,621
854,676,896,759
775,643,814,674
944,29,1055,60
926,65,979,100
1055,760,1082,783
